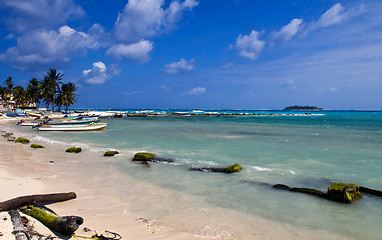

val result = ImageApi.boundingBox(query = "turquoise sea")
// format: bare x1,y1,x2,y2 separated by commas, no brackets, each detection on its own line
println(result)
14,110,382,239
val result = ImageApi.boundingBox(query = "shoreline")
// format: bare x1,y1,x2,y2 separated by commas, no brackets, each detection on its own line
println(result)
0,118,355,240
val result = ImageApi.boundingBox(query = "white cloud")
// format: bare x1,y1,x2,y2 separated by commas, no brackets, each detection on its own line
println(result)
272,18,303,41
185,87,206,95
82,61,111,85
113,0,199,43
163,58,194,74
0,26,100,71
106,40,153,63
123,90,143,95
230,30,265,60
0,0,85,33
315,3,346,28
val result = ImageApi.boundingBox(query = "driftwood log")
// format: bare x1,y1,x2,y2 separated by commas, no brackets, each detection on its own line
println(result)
21,204,83,236
0,192,77,212
8,209,28,240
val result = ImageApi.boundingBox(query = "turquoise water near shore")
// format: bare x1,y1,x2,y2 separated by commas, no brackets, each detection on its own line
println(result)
17,110,382,239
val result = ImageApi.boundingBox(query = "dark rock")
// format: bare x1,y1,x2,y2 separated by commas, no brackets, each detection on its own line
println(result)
15,137,30,144
327,183,362,203
273,184,290,190
189,167,226,172
104,151,119,157
151,156,174,163
189,163,242,174
66,147,82,153
359,186,382,198
290,187,326,197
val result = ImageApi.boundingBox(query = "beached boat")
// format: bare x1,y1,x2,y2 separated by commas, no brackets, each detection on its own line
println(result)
38,123,107,131
25,111,43,117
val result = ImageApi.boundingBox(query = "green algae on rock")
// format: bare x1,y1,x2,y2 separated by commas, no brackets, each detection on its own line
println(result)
224,163,242,173
66,147,82,153
327,183,362,203
132,152,156,161
31,143,44,148
15,137,30,144
104,150,119,156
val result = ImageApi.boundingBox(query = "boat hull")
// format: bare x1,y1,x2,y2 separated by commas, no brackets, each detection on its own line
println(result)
38,123,107,131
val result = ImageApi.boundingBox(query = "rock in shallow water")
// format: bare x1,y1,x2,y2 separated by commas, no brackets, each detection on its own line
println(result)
327,183,362,203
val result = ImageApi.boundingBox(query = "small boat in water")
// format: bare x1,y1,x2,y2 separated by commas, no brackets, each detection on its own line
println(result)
38,123,107,131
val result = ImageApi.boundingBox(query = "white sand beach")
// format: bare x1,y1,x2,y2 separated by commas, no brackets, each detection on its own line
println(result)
0,117,354,240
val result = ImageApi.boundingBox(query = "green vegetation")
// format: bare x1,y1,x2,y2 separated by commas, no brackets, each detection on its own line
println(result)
283,105,323,111
31,143,44,148
224,163,242,173
66,147,82,153
0,68,78,112
104,150,119,156
15,137,30,144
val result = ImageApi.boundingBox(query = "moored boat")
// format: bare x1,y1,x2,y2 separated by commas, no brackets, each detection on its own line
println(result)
38,123,107,131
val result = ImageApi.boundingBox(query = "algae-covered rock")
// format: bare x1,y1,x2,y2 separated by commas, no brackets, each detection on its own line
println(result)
104,150,119,156
132,152,156,161
327,183,362,203
66,147,82,153
31,143,44,148
15,137,30,144
224,163,242,173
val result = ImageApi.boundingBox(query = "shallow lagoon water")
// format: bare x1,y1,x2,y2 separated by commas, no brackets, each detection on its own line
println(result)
16,110,382,239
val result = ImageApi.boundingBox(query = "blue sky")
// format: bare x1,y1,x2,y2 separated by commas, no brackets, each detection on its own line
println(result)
0,0,381,110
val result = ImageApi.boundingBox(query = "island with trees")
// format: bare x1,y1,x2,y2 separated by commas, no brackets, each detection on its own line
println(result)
283,105,323,111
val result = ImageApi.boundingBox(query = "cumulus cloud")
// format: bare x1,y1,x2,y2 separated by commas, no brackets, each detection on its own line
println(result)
106,40,153,63
113,0,199,43
82,61,114,85
0,0,85,33
163,58,194,74
185,87,206,95
230,30,265,60
315,3,346,28
0,26,100,71
271,18,303,41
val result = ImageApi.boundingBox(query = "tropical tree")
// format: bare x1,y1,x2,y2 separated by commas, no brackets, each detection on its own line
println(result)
26,78,41,109
56,82,78,112
39,76,53,111
3,76,13,103
43,68,63,112
13,86,27,108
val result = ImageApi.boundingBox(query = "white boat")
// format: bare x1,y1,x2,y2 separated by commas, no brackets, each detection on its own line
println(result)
38,123,107,131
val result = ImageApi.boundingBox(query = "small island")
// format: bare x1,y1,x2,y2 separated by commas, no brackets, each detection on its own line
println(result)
283,105,323,111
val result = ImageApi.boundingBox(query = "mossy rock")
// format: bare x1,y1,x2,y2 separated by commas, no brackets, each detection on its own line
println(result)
132,152,156,162
104,151,119,156
15,137,30,144
327,183,362,203
66,147,82,153
31,143,44,148
224,163,242,173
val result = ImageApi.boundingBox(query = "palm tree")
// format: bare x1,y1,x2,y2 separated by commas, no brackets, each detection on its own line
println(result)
56,83,78,112
13,86,27,108
40,76,53,111
43,68,63,112
26,78,41,109
2,77,14,110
